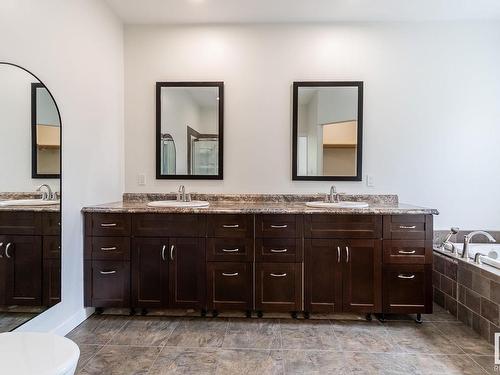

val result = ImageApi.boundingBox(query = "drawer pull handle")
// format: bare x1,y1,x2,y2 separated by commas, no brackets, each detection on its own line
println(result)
170,245,175,260
100,223,117,227
270,224,288,229
161,245,167,261
101,247,117,251
399,225,416,229
222,272,239,277
5,243,12,258
337,246,341,263
398,250,416,254
223,224,239,228
100,270,116,275
345,247,349,263
270,249,287,253
270,273,287,277
398,274,415,279
222,248,239,252
0,242,3,258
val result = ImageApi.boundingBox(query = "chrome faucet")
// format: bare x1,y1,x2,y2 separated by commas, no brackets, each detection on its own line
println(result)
462,231,496,260
328,185,340,203
440,227,459,253
177,185,191,202
36,184,56,201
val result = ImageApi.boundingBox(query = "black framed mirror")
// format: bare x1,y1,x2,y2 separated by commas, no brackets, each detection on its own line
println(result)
31,83,61,178
292,81,363,181
156,82,224,180
0,62,62,332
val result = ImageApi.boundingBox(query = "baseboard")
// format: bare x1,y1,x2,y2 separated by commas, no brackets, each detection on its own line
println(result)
51,307,95,336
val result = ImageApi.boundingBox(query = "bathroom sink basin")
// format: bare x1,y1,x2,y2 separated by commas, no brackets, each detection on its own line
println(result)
147,200,210,208
305,201,369,209
0,199,60,207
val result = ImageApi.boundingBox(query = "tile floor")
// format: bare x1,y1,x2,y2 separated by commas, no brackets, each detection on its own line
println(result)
67,305,498,374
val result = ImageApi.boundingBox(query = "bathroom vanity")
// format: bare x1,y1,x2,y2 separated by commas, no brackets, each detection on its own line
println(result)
83,195,437,320
0,208,61,308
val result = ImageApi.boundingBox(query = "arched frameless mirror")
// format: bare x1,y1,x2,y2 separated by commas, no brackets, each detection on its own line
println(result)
0,62,62,332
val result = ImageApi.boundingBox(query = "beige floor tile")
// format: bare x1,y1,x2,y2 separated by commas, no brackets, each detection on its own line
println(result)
78,345,160,375
75,344,103,373
148,347,218,375
222,318,281,349
344,352,418,374
332,320,401,353
108,316,179,346
435,321,494,355
215,349,284,375
67,315,129,345
469,355,498,374
283,350,350,374
165,317,228,348
280,319,340,350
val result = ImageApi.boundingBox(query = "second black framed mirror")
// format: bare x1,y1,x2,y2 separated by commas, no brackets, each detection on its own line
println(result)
292,81,363,181
156,82,224,180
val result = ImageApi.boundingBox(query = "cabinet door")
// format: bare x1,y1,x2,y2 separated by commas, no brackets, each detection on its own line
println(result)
132,238,169,308
305,239,342,313
383,264,432,314
91,260,130,307
43,258,61,306
4,236,43,306
342,239,382,313
207,262,252,311
255,263,301,312
169,237,206,309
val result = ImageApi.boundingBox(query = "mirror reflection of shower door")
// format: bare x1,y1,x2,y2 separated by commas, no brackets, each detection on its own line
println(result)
161,134,176,175
192,138,218,175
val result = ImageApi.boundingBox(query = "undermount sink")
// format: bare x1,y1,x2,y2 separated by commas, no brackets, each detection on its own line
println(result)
305,201,369,209
0,199,60,207
147,200,210,208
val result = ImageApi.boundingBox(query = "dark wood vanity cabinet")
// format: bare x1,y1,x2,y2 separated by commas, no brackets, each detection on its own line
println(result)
0,211,60,307
84,211,433,317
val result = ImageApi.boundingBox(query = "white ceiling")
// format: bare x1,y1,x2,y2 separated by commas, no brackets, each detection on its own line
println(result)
104,0,500,24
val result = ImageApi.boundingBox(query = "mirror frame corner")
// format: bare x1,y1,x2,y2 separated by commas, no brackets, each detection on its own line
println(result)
292,80,363,182
155,81,224,180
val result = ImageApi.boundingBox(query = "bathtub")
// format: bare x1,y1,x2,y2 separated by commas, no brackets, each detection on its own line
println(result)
438,243,500,269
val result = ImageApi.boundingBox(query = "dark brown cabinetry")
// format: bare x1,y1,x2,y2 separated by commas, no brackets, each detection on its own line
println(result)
84,211,433,318
0,211,60,308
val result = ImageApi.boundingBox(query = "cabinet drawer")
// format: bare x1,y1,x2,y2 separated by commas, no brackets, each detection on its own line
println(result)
383,264,432,314
42,212,61,235
0,211,42,235
90,260,130,307
207,262,253,311
88,213,131,237
207,238,254,262
89,237,130,261
383,215,433,240
43,236,61,259
207,215,253,238
255,214,303,238
383,240,432,264
255,238,302,262
304,215,382,239
132,214,204,237
255,263,302,312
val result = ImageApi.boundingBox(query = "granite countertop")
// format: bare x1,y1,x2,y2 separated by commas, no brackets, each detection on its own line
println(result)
0,193,60,213
82,193,439,215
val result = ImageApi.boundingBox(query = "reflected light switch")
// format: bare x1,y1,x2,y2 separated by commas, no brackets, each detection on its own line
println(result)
366,175,374,187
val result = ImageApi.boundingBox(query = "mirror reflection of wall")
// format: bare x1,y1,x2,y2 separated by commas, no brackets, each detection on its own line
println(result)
293,82,363,181
32,83,61,177
0,63,61,333
156,82,223,179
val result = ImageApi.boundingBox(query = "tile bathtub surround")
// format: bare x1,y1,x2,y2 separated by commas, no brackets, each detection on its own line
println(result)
433,251,500,345
68,306,496,375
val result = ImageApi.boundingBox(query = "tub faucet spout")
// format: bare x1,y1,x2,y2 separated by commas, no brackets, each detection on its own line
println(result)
462,231,496,260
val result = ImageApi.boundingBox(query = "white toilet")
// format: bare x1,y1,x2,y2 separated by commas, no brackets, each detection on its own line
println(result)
0,332,80,375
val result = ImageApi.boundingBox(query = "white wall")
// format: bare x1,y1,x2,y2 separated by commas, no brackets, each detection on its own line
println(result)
0,0,124,334
124,22,500,230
